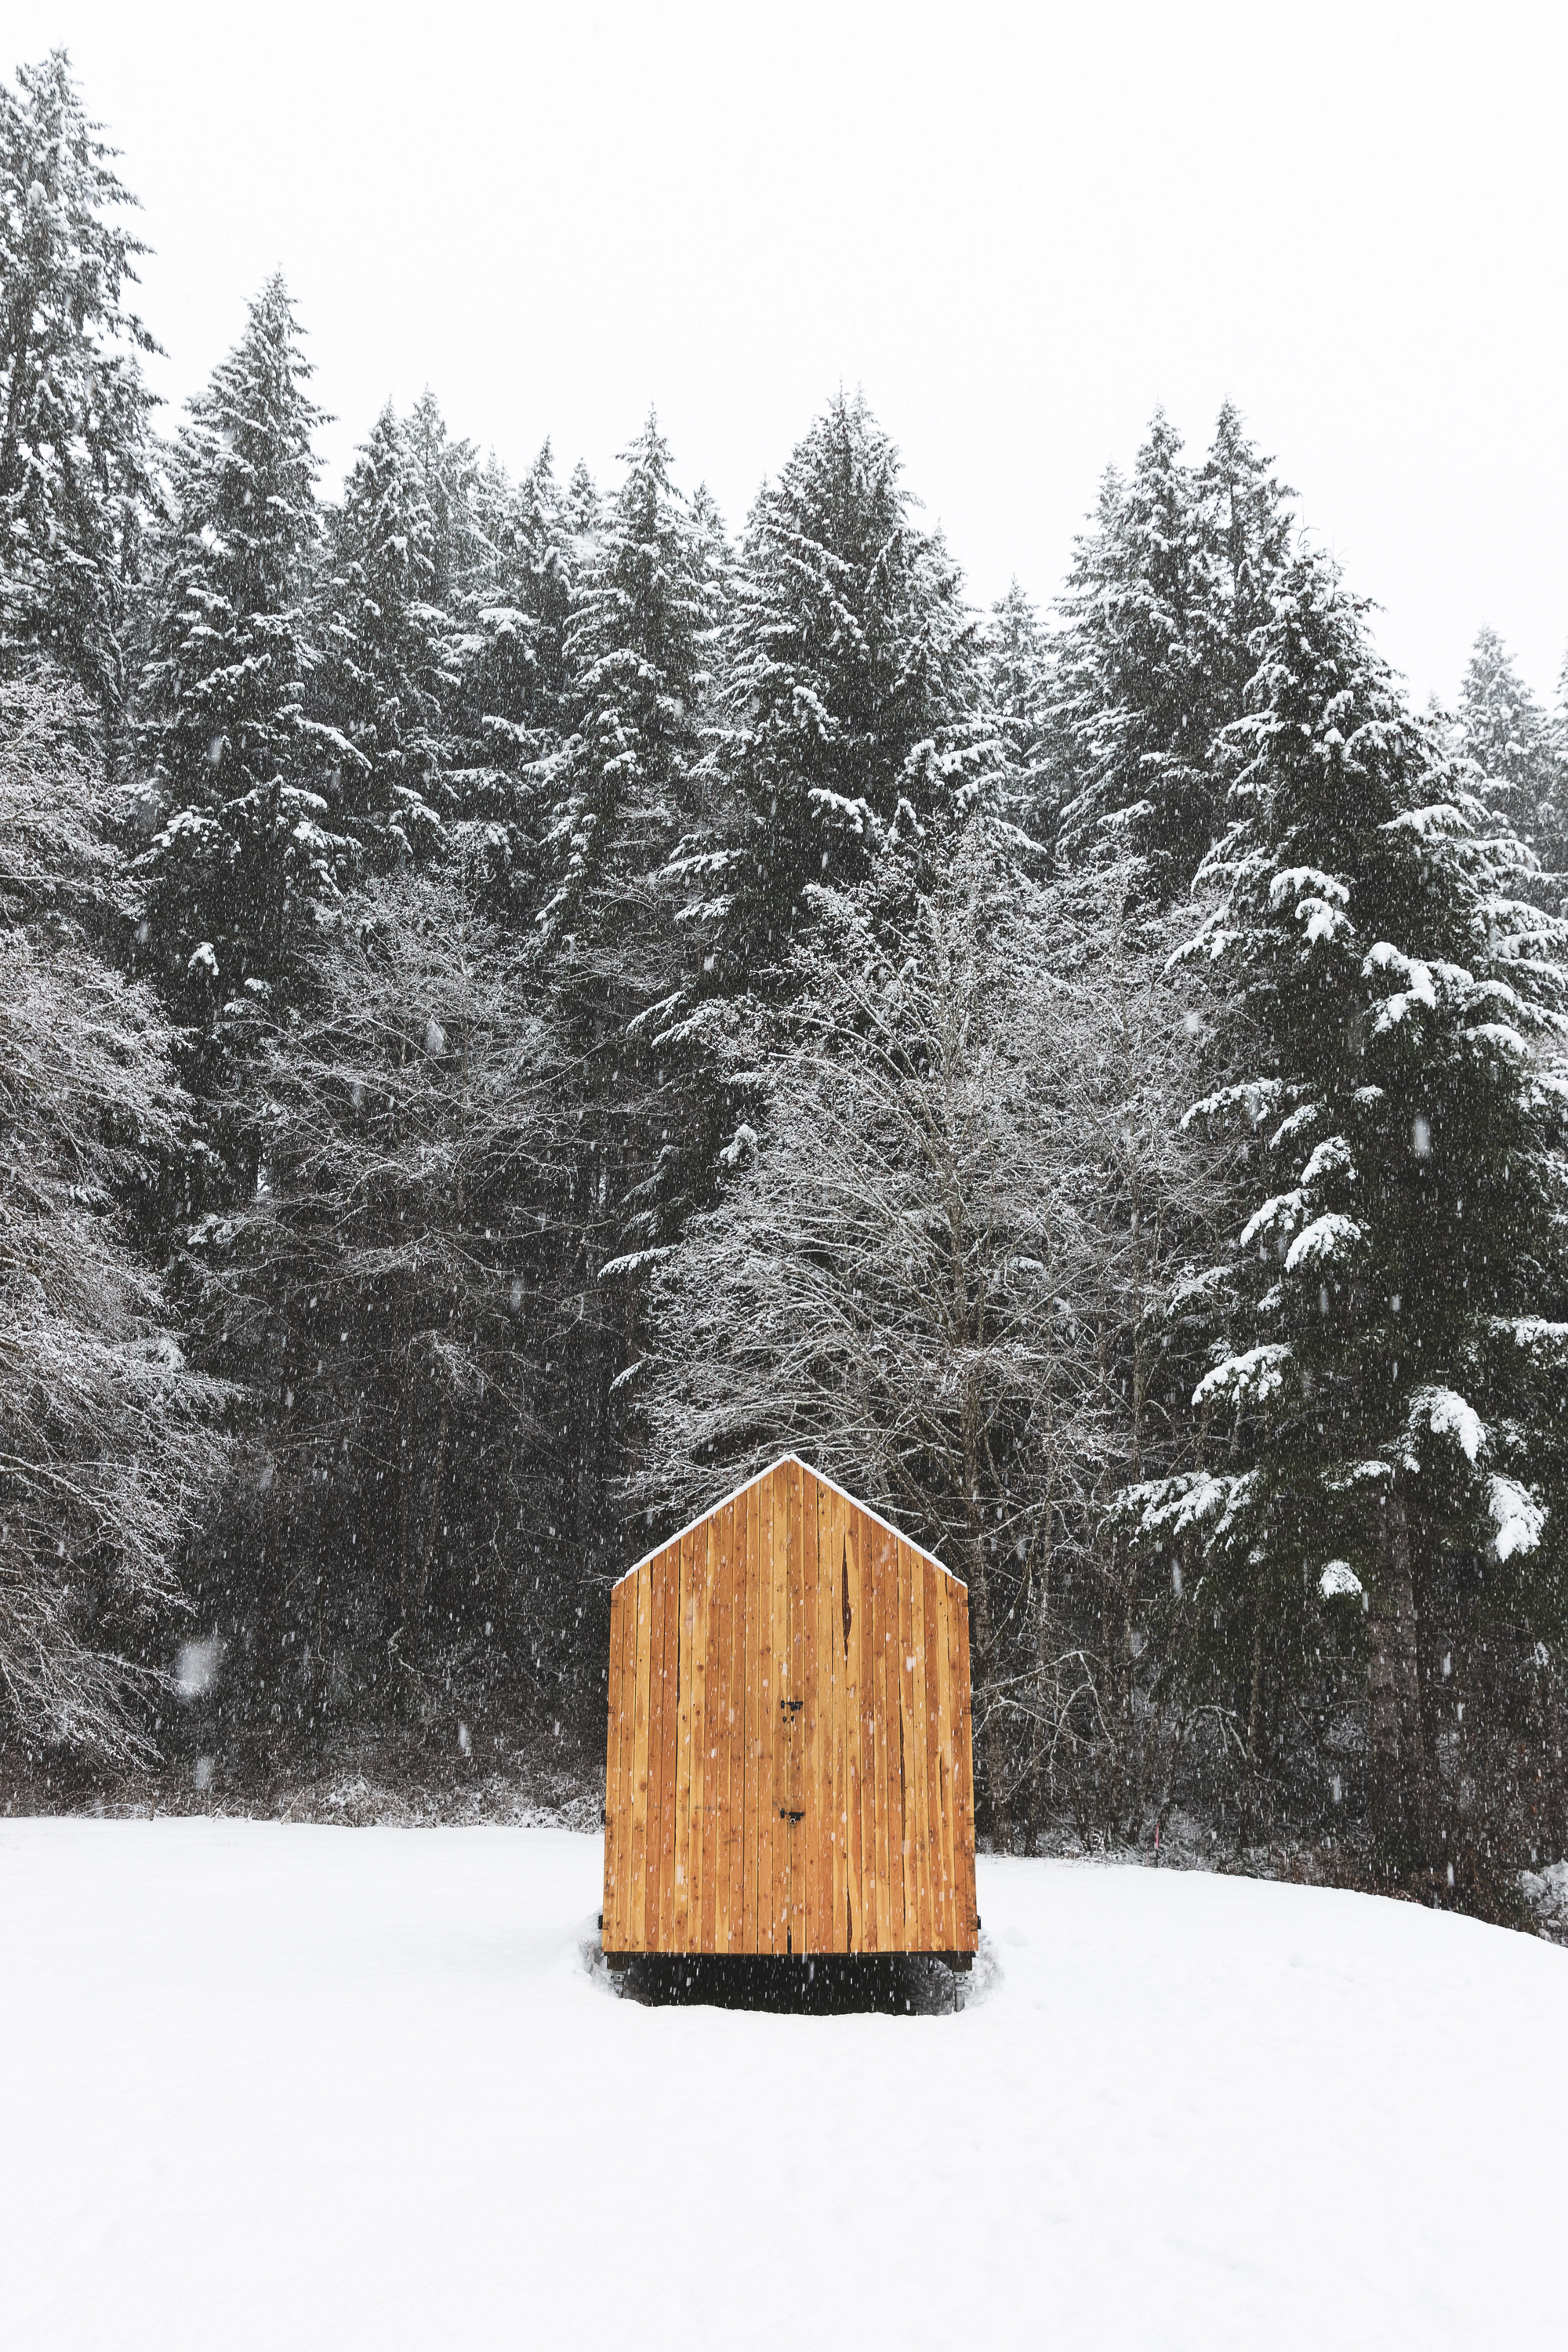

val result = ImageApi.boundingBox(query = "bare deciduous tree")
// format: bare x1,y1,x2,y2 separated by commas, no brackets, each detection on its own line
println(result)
1,663,227,1761
632,834,1225,1850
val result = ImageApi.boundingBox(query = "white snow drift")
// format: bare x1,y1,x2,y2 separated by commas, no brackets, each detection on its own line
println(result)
2,1819,1563,2350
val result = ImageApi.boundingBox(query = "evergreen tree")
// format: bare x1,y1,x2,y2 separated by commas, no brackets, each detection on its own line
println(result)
1054,414,1203,885
564,457,599,542
1129,553,1568,1867
983,580,1056,841
0,51,159,731
404,386,479,611
539,410,717,941
138,274,342,1005
448,439,576,901
1455,625,1562,867
1192,401,1294,747
1054,406,1292,898
689,392,994,978
312,400,449,862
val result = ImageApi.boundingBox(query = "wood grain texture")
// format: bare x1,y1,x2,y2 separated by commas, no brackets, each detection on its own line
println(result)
618,1570,637,1944
846,1501,867,1951
775,1471,793,1952
602,1580,623,1946
933,1565,956,1948
742,1479,761,1955
713,1497,735,1955
690,1521,710,1950
757,1468,776,1953
786,1461,806,1956
801,1467,821,1955
829,1486,848,1953
699,1515,718,1955
869,1515,894,1949
672,1531,694,1949
644,1542,668,1951
899,1540,926,1951
953,1587,979,1951
656,1541,678,1952
600,1460,977,1957
630,1559,652,1950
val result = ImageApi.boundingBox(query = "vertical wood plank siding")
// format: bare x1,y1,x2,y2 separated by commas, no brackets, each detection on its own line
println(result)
601,1460,978,1955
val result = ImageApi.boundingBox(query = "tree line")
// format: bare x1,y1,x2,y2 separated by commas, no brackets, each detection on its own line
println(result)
5,53,1567,1911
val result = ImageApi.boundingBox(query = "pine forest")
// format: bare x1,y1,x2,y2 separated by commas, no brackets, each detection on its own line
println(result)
8,49,1568,1933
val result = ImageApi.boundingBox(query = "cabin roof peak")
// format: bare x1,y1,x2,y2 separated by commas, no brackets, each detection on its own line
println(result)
615,1452,962,1590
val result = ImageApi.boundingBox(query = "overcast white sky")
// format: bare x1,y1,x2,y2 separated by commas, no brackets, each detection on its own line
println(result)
11,0,1566,706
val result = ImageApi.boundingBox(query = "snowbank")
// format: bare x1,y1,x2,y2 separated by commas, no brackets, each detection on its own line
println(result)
2,1820,1563,2350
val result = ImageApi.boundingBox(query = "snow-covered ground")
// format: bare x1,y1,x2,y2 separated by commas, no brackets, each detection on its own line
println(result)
3,1821,1563,2350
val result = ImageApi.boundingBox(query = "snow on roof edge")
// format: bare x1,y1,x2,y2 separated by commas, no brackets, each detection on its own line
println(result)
612,1454,965,1592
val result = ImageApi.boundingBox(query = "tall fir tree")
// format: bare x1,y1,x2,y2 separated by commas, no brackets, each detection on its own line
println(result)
1191,401,1294,752
1054,405,1292,898
687,391,994,979
1455,625,1563,871
564,457,599,542
0,51,159,737
1128,553,1568,1867
138,274,341,1007
312,400,450,863
403,386,479,612
448,439,577,901
539,410,717,942
983,579,1056,842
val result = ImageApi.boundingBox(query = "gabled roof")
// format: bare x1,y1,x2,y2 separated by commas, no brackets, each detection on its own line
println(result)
615,1452,964,1591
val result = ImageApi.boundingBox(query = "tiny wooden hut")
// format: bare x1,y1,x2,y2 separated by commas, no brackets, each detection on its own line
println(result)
601,1454,978,1965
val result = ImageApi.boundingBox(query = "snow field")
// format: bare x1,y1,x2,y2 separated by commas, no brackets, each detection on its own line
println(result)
2,1820,1563,2350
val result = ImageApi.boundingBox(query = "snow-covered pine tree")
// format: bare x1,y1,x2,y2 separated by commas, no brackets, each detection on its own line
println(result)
564,458,599,543
447,440,576,901
0,52,160,736
312,401,450,863
1130,551,1568,1866
480,420,731,1621
1054,413,1203,887
983,579,1056,843
685,392,995,981
404,387,480,613
1054,407,1292,899
137,274,343,1009
1455,626,1563,872
539,410,716,942
1192,401,1294,757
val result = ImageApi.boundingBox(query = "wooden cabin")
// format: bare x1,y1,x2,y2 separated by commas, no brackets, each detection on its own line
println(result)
601,1454,978,1965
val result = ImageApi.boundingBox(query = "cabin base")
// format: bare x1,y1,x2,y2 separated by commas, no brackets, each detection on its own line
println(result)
601,1947,975,2013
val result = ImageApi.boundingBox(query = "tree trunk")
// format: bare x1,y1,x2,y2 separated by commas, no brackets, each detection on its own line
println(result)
1546,1667,1568,1865
410,1399,451,1644
1368,1479,1431,1864
968,1538,1011,1855
1241,1610,1265,1846
1026,1510,1057,1856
